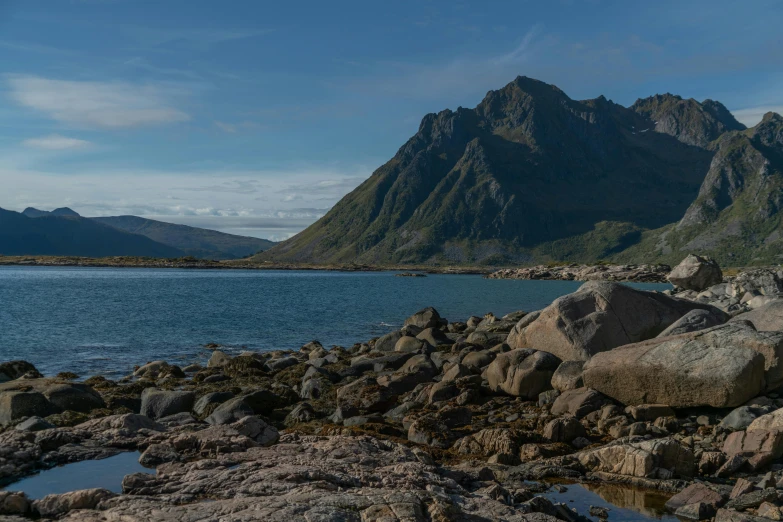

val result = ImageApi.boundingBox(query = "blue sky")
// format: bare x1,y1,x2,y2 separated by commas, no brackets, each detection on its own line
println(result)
0,0,780,239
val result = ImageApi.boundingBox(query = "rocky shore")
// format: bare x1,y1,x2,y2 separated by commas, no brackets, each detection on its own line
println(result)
485,263,672,283
2,255,783,521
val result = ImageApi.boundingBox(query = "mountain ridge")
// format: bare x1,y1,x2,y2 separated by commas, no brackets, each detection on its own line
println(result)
259,75,745,265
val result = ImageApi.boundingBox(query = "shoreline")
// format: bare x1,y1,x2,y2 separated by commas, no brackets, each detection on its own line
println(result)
0,261,781,520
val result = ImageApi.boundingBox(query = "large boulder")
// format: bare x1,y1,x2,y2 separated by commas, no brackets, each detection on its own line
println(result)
140,389,195,420
551,361,584,392
667,254,723,291
583,323,776,408
732,299,783,332
486,349,560,398
507,281,726,361
578,438,694,479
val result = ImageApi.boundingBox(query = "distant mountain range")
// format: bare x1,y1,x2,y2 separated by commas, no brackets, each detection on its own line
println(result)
258,76,783,266
0,208,275,260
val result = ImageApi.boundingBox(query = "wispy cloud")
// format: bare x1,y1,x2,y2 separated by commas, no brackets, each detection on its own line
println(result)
6,75,190,129
214,121,260,133
732,105,783,127
22,134,92,150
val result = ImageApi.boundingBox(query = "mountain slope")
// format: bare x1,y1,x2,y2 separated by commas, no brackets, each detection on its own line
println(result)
259,76,723,265
614,112,783,266
93,216,275,260
0,209,184,258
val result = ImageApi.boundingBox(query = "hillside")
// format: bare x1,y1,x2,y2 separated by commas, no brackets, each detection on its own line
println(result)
0,209,184,258
93,216,275,260
258,76,737,265
614,112,783,266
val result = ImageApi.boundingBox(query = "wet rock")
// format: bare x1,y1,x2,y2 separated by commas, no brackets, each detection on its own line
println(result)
486,349,560,399
0,360,41,383
668,254,723,291
265,357,299,372
139,443,180,467
140,389,195,420
508,281,725,361
583,323,774,407
551,388,608,419
32,488,115,517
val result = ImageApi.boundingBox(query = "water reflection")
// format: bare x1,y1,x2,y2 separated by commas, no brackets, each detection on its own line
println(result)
545,481,678,521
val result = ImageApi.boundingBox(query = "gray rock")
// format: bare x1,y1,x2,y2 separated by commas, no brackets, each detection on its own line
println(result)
658,309,726,337
415,327,451,346
668,254,723,291
14,416,55,432
551,361,584,392
230,416,279,446
486,349,560,399
140,389,195,420
719,406,769,431
732,299,783,332
265,357,299,372
33,488,115,517
543,417,586,443
508,281,726,361
551,388,607,418
139,443,180,467
394,336,428,353
0,391,52,426
193,392,234,417
374,330,405,352
0,361,40,383
205,398,254,425
583,323,776,408
207,350,231,368
404,307,441,329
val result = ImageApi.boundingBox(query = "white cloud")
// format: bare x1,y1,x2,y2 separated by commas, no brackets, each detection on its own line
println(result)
6,75,190,128
0,164,369,240
22,134,92,150
731,105,783,127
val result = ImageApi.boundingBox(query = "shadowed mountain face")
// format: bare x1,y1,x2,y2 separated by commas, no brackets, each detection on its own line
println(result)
0,209,184,258
259,76,731,265
93,216,275,260
22,207,81,218
616,112,783,266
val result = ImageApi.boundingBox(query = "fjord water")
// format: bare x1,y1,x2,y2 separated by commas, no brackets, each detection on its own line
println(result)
0,267,669,378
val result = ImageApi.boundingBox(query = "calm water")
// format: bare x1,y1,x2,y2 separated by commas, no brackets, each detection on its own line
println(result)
545,482,677,521
0,267,669,378
3,452,147,498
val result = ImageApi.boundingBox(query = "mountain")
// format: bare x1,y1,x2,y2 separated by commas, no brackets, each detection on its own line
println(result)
631,94,746,148
22,207,81,218
259,76,737,265
615,112,783,266
92,215,275,260
0,208,184,258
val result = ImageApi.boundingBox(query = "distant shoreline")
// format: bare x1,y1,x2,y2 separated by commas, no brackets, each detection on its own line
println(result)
0,255,491,275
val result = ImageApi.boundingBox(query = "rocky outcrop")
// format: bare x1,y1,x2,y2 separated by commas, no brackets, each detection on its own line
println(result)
583,322,781,407
577,437,694,479
508,281,726,361
486,264,670,282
